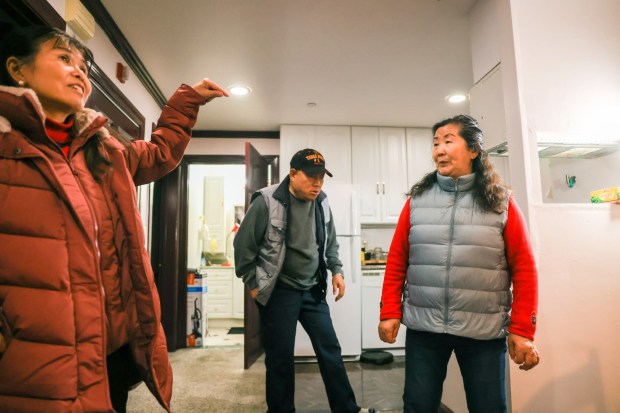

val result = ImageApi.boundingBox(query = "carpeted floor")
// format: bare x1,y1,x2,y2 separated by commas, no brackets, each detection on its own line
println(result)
127,347,266,412
126,346,413,412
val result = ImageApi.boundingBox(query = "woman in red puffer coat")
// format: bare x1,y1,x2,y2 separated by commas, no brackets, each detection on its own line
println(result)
0,25,228,412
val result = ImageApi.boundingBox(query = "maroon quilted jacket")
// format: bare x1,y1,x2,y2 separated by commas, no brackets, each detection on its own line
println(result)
0,84,204,412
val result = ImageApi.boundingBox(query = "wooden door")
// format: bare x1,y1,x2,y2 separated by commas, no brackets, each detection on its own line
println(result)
151,163,188,351
243,143,271,369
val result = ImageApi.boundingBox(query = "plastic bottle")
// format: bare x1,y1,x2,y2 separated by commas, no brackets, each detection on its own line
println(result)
361,240,368,264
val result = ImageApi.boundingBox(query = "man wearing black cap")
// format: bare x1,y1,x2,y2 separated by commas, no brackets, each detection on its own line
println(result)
234,149,374,413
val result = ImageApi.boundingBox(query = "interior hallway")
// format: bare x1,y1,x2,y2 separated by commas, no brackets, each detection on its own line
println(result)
127,344,408,412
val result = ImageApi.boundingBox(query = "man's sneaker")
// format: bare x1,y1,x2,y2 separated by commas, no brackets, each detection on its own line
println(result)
360,409,377,413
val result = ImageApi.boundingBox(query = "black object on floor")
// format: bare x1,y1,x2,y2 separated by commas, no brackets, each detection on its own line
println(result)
228,327,244,335
360,350,394,365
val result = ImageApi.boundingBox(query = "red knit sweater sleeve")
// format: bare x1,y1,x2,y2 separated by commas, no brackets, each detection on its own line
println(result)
505,197,539,340
380,198,411,320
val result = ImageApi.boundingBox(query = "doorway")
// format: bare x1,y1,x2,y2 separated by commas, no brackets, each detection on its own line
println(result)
153,147,278,369
186,163,246,348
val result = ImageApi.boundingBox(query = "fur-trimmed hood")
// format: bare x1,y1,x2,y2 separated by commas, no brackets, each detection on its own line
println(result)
0,85,43,134
0,84,110,142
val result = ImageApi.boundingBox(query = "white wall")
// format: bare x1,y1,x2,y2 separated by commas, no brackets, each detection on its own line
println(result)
186,138,279,156
360,226,396,253
186,165,245,269
513,1,620,138
85,24,163,139
514,204,620,412
511,0,620,206
505,0,620,411
540,151,620,204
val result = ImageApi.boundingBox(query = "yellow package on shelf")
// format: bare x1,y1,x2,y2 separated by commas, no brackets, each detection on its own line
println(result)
590,187,620,203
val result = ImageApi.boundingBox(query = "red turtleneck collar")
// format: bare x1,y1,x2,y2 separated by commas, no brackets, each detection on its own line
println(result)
45,117,74,158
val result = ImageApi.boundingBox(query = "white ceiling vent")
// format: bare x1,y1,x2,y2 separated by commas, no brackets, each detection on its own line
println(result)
65,0,95,41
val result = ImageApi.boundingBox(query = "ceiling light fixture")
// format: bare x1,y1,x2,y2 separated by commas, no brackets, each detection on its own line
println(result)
446,94,467,103
229,85,252,96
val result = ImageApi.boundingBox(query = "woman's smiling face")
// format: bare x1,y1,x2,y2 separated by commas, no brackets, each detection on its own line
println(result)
12,38,92,122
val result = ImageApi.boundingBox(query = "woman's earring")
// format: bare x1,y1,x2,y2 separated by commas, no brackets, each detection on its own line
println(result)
18,80,25,87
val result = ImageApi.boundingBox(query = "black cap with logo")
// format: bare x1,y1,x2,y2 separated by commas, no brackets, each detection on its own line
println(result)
290,148,333,177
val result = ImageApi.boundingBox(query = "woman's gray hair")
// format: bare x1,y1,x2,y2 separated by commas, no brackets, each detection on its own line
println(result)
408,115,509,213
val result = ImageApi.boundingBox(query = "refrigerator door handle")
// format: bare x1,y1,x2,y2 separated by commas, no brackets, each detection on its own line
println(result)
350,237,361,284
350,185,361,236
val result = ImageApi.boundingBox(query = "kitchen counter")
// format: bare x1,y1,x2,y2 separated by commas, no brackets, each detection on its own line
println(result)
362,261,387,271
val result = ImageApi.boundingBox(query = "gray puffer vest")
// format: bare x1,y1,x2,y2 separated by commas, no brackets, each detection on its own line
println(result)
253,176,332,305
401,173,511,340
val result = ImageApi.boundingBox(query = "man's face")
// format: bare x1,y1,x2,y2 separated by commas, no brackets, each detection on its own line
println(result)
289,169,325,201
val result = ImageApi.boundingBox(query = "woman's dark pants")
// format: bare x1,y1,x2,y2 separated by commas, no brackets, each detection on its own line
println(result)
403,329,507,413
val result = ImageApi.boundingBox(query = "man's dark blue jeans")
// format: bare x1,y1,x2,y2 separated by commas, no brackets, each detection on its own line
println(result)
257,282,360,413
403,329,507,413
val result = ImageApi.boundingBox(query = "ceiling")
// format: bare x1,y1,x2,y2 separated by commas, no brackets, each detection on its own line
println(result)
99,0,478,131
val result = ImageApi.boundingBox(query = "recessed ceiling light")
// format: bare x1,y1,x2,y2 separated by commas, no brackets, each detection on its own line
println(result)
229,85,252,96
446,94,467,103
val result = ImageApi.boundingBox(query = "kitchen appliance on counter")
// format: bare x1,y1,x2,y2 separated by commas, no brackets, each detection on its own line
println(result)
361,246,388,266
295,183,362,358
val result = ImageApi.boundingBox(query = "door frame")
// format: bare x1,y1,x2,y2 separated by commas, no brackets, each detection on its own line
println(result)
156,154,278,352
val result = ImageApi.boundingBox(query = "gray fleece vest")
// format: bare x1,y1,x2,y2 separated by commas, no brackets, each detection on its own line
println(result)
254,180,332,305
401,173,511,340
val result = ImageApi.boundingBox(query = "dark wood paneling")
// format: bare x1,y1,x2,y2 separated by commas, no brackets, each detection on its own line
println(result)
0,0,65,28
151,165,184,350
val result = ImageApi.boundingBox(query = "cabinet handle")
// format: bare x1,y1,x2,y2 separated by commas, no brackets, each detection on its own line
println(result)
376,182,380,195
382,182,386,194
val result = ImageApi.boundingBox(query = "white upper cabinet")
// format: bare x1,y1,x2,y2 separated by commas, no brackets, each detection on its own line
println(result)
351,127,382,223
469,64,506,151
406,128,434,188
280,125,352,194
352,127,408,224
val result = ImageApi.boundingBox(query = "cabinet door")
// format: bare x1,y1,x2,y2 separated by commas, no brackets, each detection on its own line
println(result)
280,125,352,189
352,127,382,223
406,128,434,188
206,300,233,318
205,268,234,319
311,126,352,189
206,280,232,300
469,64,506,151
279,125,314,181
379,128,409,223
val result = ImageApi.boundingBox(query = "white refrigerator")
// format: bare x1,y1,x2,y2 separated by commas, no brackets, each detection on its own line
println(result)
294,183,362,357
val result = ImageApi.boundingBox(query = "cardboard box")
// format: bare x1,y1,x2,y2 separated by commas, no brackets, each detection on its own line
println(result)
188,270,208,288
187,269,208,347
590,187,620,203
